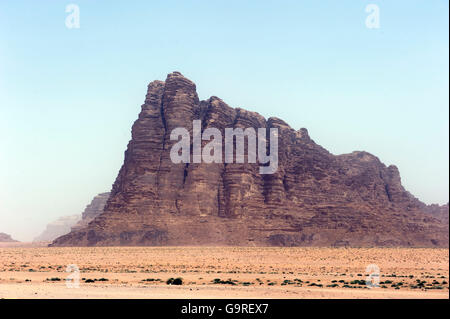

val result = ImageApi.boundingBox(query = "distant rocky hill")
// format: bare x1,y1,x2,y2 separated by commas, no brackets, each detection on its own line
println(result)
0,233,18,242
34,215,81,242
35,192,109,242
71,192,110,231
52,72,449,247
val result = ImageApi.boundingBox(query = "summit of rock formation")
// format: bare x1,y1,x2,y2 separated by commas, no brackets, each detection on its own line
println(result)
52,72,449,247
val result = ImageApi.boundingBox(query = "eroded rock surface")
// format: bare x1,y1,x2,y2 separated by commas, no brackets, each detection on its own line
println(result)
52,72,449,247
35,193,109,242
71,192,110,231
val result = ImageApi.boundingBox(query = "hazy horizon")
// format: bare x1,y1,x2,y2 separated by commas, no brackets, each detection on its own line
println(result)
0,1,448,241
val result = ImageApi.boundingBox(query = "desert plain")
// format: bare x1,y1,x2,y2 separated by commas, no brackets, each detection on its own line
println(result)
0,245,448,299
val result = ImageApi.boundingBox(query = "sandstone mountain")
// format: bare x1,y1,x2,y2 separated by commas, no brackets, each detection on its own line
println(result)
0,233,18,242
52,72,449,247
424,203,449,224
34,215,81,242
35,192,109,242
71,192,110,231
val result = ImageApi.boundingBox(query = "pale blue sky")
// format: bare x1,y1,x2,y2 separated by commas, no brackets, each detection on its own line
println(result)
0,1,448,241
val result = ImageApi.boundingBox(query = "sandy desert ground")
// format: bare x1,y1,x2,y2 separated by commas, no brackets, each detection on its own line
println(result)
0,246,448,299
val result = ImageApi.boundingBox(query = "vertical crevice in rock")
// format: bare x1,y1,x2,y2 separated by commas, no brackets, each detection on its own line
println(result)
385,184,392,202
159,88,168,148
182,163,189,185
261,126,271,204
282,175,289,192
156,86,167,187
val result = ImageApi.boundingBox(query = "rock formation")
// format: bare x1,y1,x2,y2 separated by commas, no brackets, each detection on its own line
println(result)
34,215,81,242
0,233,18,242
424,203,449,224
35,192,110,242
52,72,449,247
71,192,110,231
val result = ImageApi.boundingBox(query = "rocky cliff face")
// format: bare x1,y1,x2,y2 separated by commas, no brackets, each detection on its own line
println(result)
0,233,18,242
34,215,81,242
424,203,449,224
35,192,109,242
52,72,449,247
71,192,110,231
